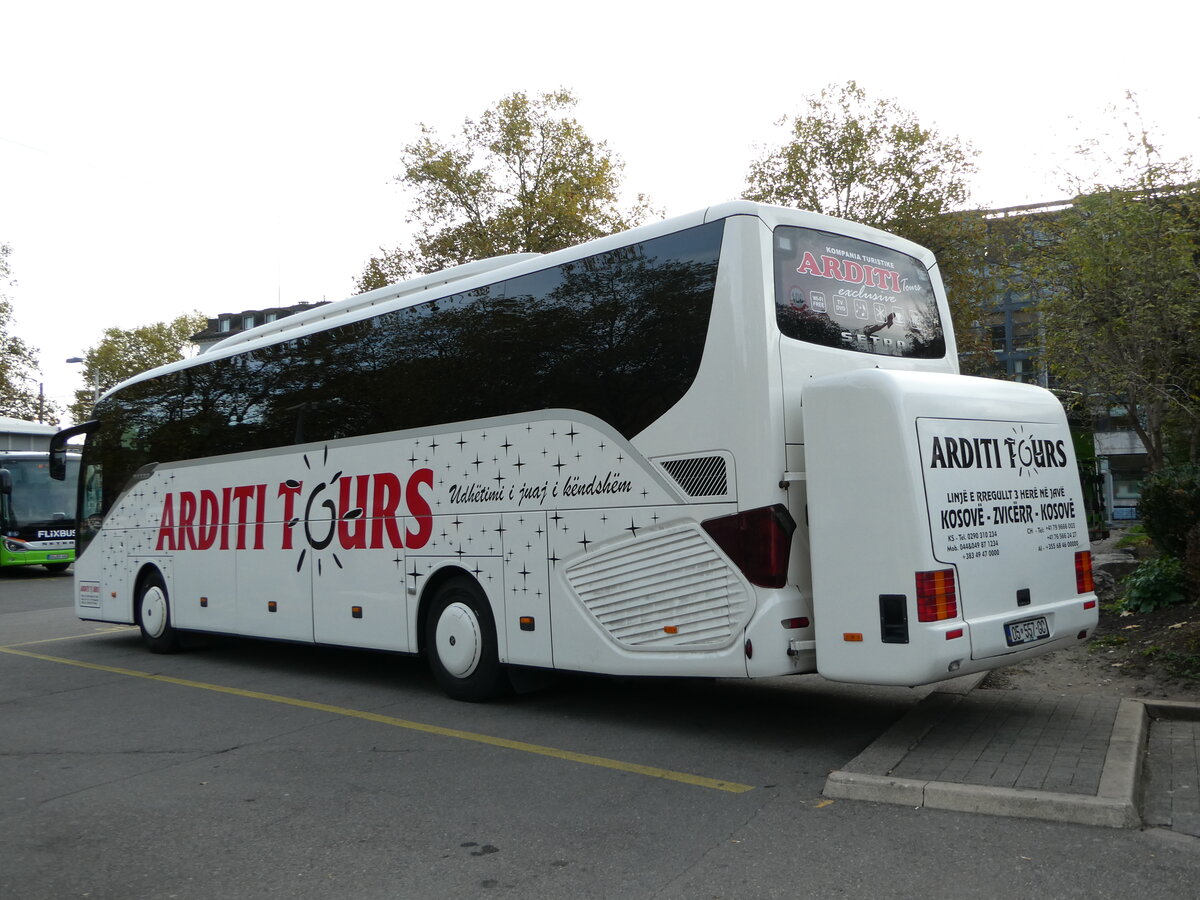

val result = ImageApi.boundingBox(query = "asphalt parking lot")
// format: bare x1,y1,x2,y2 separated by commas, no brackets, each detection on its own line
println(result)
4,569,1200,899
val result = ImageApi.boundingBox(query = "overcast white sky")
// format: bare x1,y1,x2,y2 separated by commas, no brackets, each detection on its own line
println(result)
2,0,1196,422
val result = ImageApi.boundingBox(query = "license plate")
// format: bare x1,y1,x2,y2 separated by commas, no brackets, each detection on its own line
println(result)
1005,616,1049,646
47,553,70,560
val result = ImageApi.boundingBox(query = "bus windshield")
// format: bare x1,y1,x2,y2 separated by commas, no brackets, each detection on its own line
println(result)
3,457,79,524
773,225,945,358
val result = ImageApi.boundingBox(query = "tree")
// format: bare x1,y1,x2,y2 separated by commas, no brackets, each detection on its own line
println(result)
1029,108,1200,470
743,81,994,372
0,243,54,423
358,89,655,292
69,313,208,423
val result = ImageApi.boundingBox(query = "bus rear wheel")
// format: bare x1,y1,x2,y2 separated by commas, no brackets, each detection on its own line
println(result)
425,577,509,702
137,571,180,653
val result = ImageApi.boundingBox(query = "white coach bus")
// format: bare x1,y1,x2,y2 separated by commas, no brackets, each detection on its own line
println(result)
52,201,1098,700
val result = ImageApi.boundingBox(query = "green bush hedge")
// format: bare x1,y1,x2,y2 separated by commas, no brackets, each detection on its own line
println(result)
1138,465,1200,558
1122,555,1189,613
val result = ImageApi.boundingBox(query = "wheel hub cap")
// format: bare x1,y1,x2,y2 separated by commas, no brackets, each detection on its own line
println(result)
141,586,168,639
435,601,482,678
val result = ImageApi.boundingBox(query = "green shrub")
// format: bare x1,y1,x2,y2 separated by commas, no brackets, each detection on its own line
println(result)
1122,555,1189,613
1139,465,1200,558
1186,522,1200,598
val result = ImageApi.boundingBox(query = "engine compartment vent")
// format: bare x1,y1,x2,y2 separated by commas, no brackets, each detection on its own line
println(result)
659,455,729,498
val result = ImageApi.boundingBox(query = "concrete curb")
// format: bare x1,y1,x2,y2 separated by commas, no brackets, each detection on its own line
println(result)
1140,698,1200,722
824,688,1156,829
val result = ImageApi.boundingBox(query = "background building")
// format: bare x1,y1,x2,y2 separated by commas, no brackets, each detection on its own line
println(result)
190,302,329,354
981,200,1147,524
0,416,55,451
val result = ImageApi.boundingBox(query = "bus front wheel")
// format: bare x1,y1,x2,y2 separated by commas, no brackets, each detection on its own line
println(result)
425,577,509,702
137,571,180,653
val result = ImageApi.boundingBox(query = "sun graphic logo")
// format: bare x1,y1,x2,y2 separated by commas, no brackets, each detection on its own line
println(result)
1003,426,1069,478
279,447,436,573
288,446,362,575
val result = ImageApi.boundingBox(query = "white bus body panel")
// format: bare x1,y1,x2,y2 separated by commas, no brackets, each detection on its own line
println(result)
803,369,1097,685
75,409,774,677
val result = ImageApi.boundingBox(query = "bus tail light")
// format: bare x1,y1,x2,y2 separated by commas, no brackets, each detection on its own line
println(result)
916,569,957,622
1075,551,1095,594
702,504,795,588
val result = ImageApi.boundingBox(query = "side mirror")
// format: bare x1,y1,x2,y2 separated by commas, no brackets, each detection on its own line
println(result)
0,468,11,496
50,421,95,480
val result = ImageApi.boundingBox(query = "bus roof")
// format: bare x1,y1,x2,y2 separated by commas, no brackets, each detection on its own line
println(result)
99,201,938,403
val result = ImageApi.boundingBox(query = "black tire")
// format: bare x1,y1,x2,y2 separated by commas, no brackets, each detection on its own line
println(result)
425,577,509,702
44,563,71,573
136,570,180,653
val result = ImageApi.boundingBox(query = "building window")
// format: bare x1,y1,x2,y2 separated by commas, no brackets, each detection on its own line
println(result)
243,315,256,330
219,318,232,333
990,324,1006,351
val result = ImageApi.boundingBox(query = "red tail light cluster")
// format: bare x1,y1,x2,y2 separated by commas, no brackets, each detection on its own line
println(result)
702,504,796,588
1075,551,1095,594
916,569,958,622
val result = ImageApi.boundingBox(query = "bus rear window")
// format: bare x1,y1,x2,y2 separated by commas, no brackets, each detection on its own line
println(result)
773,226,945,358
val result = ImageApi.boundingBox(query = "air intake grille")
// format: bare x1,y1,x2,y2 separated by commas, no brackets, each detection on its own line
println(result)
565,525,747,649
660,455,728,498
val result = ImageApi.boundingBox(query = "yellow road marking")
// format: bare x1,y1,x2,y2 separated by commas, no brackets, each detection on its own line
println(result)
2,626,132,648
0,644,755,794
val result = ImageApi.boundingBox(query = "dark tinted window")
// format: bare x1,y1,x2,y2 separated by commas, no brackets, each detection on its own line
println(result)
773,225,944,358
90,221,724,510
